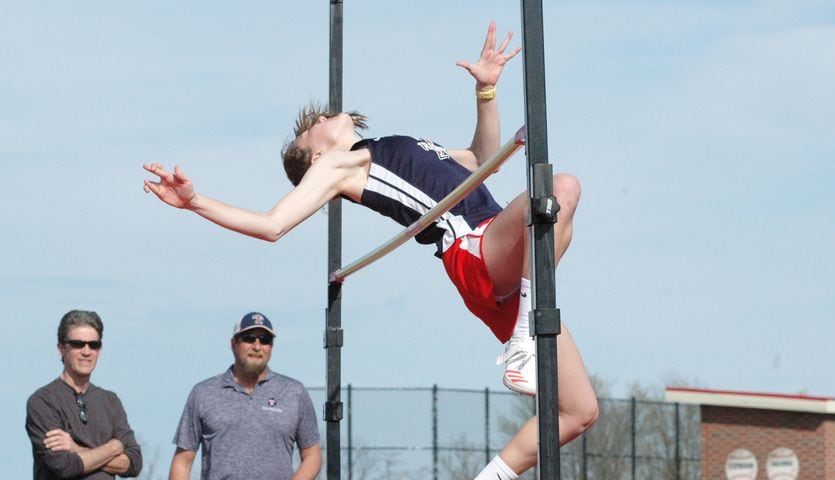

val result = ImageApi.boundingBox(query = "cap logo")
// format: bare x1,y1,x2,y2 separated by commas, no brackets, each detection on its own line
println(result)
235,312,274,337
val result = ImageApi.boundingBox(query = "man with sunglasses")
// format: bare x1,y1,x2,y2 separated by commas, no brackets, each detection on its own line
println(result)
25,310,143,479
169,312,321,480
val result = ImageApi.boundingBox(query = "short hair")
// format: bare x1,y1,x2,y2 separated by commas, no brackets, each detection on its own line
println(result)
281,102,368,186
57,310,103,344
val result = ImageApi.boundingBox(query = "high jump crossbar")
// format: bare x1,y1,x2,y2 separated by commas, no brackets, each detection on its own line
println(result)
328,125,527,284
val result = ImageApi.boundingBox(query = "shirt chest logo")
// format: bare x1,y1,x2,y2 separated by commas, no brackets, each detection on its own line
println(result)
261,397,282,413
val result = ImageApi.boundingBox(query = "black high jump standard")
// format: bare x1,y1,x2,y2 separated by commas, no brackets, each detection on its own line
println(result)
324,1,562,478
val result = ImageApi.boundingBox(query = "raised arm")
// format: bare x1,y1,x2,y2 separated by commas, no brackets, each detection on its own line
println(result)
143,149,368,242
451,21,521,171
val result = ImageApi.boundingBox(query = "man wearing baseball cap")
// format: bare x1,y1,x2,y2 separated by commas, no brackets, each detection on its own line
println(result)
169,312,321,480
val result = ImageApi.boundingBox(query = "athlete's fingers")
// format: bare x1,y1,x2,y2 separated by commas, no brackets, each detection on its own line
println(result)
143,180,160,195
143,163,172,180
173,165,189,184
143,162,163,173
497,30,513,54
506,46,522,61
482,21,496,53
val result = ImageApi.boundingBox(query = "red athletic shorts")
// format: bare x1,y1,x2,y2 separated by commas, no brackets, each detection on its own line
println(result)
442,217,518,343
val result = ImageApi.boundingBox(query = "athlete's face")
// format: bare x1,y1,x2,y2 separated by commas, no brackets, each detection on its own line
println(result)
231,327,273,378
296,113,356,156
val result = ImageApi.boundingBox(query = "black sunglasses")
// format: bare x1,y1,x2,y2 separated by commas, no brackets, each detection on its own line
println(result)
76,394,88,424
64,339,102,350
236,333,273,345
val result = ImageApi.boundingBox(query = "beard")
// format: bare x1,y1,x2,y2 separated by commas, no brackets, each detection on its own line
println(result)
239,354,268,378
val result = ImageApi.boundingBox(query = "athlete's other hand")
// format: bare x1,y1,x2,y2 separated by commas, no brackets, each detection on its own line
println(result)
455,21,521,91
143,163,196,209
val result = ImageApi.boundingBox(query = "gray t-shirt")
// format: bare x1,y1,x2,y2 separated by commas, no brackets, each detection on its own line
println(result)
173,367,320,480
25,378,143,480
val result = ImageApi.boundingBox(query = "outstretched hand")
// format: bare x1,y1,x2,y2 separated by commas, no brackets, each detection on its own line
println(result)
143,163,195,209
456,21,521,90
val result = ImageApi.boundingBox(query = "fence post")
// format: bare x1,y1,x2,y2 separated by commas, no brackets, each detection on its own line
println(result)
347,384,352,480
675,402,681,480
631,396,637,480
581,433,588,480
484,387,491,466
432,384,438,480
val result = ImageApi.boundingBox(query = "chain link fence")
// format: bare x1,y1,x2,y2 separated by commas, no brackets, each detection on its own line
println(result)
306,386,700,480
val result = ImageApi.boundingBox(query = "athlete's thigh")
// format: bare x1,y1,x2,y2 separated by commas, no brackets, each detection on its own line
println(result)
481,191,529,295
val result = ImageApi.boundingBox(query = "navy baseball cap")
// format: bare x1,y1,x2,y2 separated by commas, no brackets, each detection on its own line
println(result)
233,312,276,337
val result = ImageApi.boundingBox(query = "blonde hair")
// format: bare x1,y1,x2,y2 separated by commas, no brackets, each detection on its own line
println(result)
281,102,368,186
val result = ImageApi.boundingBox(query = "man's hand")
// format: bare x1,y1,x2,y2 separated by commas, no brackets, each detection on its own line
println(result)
43,429,82,452
143,163,197,209
456,21,521,91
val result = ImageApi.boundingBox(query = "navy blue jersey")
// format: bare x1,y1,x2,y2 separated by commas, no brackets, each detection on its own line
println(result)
348,135,502,258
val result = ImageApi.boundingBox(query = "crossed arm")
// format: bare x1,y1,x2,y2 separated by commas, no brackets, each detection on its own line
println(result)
27,394,141,478
42,429,127,474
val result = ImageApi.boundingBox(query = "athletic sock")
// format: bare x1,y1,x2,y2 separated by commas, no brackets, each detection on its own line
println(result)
474,455,518,480
511,278,532,340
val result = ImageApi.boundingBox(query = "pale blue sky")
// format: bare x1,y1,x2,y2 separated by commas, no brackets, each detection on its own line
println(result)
2,1,833,478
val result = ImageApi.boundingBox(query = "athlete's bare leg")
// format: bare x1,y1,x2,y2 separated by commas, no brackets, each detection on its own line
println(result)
494,325,598,473
477,174,595,476
481,173,581,297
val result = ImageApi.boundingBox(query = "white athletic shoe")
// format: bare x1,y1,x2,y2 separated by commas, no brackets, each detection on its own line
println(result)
496,336,536,396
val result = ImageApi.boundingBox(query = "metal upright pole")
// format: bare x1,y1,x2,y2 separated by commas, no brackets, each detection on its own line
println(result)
325,2,344,480
520,1,561,478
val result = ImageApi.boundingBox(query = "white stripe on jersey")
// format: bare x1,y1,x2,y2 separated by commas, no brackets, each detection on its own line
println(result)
367,164,476,252
366,164,438,215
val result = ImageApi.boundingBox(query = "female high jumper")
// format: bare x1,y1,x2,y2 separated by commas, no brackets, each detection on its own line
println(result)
144,22,597,479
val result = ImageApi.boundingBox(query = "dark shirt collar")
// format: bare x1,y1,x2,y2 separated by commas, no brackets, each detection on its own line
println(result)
351,139,370,151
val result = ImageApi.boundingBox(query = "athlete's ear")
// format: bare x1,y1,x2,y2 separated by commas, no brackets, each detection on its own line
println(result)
311,150,325,164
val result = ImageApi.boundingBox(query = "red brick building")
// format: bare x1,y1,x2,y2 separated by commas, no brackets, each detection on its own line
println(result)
666,387,835,480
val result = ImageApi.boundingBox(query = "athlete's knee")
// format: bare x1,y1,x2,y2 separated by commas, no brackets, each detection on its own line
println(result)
553,174,581,217
560,392,599,442
580,395,599,430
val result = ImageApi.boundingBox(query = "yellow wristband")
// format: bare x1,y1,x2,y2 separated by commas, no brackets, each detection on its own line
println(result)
476,87,496,100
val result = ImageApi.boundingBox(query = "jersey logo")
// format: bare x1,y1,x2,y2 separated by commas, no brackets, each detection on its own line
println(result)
416,139,450,160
